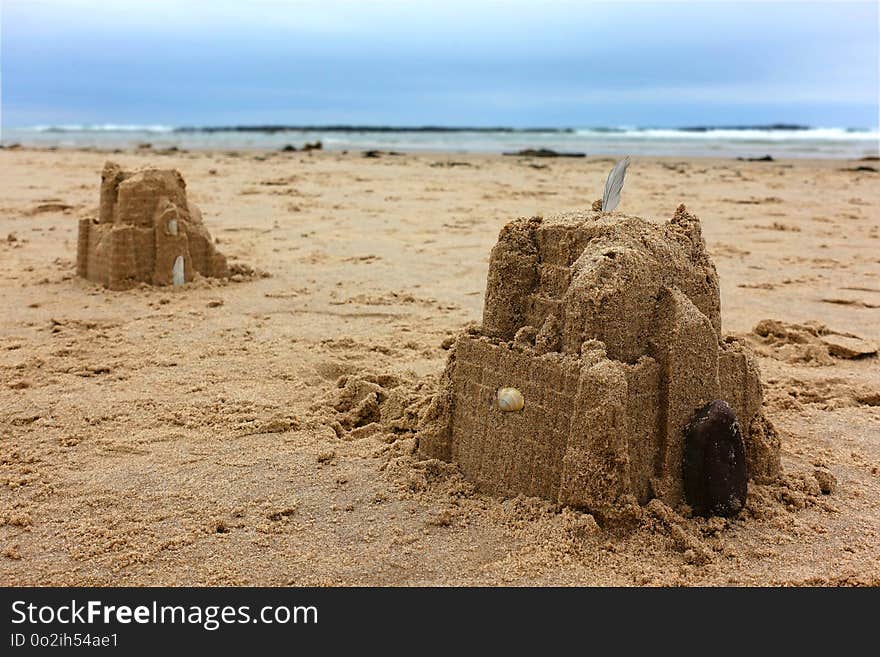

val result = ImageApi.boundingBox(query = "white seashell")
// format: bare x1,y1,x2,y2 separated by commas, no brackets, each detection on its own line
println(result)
172,255,185,286
497,387,524,412
166,217,178,235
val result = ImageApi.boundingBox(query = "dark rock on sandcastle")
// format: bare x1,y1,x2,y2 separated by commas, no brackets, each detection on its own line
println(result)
417,204,781,522
683,400,748,517
76,162,229,289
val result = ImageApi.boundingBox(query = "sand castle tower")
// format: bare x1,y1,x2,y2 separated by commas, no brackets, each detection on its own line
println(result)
417,205,781,522
76,162,229,289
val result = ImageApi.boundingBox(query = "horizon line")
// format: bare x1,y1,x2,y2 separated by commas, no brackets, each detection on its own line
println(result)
10,123,880,133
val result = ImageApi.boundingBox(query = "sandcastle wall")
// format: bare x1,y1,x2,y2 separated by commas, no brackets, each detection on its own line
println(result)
76,162,228,290
418,206,781,520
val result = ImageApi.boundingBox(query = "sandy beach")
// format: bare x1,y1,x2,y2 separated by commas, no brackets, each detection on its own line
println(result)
1,147,878,586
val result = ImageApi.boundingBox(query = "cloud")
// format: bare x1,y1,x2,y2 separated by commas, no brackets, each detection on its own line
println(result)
3,0,877,126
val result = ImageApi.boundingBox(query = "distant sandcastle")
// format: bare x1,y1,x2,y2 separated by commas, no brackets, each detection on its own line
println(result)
76,162,229,289
417,205,781,522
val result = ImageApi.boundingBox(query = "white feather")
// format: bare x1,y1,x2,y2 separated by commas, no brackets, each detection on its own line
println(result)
601,156,630,212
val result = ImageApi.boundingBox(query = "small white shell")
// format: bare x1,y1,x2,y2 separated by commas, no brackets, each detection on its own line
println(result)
497,387,524,412
166,217,178,236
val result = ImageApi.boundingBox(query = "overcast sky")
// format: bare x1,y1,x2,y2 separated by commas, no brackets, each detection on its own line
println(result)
2,0,878,128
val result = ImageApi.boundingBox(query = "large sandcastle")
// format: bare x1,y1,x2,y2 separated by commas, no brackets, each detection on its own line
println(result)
417,205,781,521
76,162,229,289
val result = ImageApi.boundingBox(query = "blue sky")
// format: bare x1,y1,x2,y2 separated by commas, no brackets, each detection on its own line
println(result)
2,0,878,128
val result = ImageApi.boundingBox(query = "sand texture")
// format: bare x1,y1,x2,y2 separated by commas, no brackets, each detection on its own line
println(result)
1,148,878,585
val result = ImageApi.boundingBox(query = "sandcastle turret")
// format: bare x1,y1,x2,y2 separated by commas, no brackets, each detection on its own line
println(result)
417,205,781,522
76,162,229,289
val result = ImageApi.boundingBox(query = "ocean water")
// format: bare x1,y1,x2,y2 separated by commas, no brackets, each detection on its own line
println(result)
2,125,878,159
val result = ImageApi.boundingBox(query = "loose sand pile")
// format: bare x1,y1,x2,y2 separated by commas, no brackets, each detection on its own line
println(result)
77,162,229,289
751,318,878,365
1,149,878,585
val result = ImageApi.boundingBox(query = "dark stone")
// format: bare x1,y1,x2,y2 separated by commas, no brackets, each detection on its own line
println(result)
502,148,585,158
736,155,774,162
362,149,402,158
683,400,748,517
280,144,298,152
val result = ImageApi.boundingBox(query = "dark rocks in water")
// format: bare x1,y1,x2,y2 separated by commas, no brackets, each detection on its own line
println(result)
683,123,809,132
841,165,878,173
502,148,586,158
281,141,321,153
736,155,774,162
683,400,748,517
